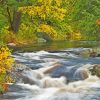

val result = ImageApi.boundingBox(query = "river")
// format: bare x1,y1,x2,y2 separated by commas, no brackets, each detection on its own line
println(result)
0,41,100,100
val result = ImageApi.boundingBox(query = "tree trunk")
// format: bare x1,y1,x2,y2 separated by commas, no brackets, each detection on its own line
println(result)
12,10,22,33
6,6,13,31
7,7,22,33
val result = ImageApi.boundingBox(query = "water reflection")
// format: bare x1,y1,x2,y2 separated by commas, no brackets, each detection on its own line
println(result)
10,41,100,52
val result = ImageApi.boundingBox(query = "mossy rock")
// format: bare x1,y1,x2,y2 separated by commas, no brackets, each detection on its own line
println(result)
89,64,100,77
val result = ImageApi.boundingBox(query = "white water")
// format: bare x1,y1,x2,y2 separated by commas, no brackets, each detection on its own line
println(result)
13,74,100,100
1,48,100,100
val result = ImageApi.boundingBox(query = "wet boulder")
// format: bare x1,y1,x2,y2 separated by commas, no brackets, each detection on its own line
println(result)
79,48,100,57
74,68,89,80
12,62,42,85
79,49,91,57
89,64,100,77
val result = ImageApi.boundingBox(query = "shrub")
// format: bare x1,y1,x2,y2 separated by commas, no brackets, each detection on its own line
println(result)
0,26,16,43
0,46,14,94
16,23,38,44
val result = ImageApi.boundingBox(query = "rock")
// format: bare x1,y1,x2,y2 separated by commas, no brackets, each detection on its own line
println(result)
79,69,89,79
79,49,91,57
42,64,61,74
37,38,47,43
41,76,66,88
11,62,30,82
7,43,16,46
12,62,29,71
89,48,100,57
79,48,100,57
89,51,97,57
97,54,100,57
89,64,100,77
12,62,42,85
74,68,89,80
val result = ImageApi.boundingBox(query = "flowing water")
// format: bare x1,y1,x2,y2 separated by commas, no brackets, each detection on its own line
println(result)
0,41,100,100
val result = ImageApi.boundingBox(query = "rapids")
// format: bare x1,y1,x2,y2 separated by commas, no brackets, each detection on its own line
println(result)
0,46,100,100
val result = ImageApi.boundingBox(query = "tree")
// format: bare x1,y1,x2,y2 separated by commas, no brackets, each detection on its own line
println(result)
18,0,67,40
0,0,30,33
70,0,100,40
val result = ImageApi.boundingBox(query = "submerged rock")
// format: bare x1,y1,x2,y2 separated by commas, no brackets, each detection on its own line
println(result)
74,66,89,80
41,76,66,88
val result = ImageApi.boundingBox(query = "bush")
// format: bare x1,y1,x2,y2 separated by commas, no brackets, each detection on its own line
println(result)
0,46,14,94
16,23,38,44
0,26,16,43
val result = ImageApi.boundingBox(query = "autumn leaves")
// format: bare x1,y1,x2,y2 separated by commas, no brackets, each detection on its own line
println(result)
0,47,14,94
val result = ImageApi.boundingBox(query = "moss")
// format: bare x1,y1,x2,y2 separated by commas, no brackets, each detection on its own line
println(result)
89,64,100,77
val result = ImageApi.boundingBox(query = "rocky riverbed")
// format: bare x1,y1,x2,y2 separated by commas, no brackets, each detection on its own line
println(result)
0,47,100,100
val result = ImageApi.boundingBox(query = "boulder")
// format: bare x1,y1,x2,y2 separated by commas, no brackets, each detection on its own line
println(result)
7,43,16,46
12,62,41,84
74,68,89,80
79,48,100,57
89,64,100,77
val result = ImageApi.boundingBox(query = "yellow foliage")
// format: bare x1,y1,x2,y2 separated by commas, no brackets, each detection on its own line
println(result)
16,23,38,44
0,47,14,93
55,0,62,7
18,0,66,20
1,27,16,43
72,31,81,40
1,24,38,45
51,6,66,20
38,0,52,6
65,25,82,40
18,0,67,41
37,24,66,40
37,24,58,40
38,24,56,34
66,31,81,40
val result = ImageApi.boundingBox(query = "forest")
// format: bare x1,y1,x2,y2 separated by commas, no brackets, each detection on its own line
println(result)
0,0,100,45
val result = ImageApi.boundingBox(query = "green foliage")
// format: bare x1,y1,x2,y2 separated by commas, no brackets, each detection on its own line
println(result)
0,85,3,94
18,0,67,41
16,23,38,44
0,24,38,44
0,0,100,44
70,0,100,40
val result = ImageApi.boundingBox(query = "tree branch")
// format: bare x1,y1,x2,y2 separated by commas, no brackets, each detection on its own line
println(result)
6,6,13,29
